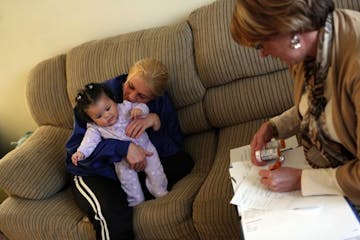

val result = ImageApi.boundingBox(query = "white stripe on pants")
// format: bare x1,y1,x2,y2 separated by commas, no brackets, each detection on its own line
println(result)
74,175,110,240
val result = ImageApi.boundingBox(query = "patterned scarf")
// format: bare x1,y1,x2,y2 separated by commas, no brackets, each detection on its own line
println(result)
299,13,354,168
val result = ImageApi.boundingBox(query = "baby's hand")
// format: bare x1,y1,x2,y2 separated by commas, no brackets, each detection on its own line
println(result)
71,151,85,166
130,108,143,119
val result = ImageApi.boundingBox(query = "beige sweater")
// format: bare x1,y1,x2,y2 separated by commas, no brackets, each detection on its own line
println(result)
273,9,360,206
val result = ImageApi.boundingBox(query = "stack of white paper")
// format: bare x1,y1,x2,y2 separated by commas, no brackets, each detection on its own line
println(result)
229,136,360,240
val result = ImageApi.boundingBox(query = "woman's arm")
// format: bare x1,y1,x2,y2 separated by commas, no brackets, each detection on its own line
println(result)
147,92,184,156
124,92,183,157
335,60,360,206
270,106,301,139
125,101,155,138
125,113,160,138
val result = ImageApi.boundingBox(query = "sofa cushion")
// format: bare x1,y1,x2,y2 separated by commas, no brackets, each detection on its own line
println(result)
66,22,205,110
335,0,360,10
177,102,211,134
193,119,265,239
65,22,211,135
0,126,71,199
27,54,74,129
134,131,217,239
188,0,293,127
0,189,95,240
188,0,286,88
204,69,293,128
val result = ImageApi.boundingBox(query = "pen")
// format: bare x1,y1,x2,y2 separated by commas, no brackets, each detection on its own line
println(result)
291,206,320,211
280,147,293,153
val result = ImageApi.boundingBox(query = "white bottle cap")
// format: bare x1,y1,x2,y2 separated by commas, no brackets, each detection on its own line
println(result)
255,150,262,162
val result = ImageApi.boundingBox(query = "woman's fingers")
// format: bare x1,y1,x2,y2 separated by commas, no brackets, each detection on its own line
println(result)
259,169,271,178
127,144,152,171
126,119,147,138
133,161,146,171
258,167,302,192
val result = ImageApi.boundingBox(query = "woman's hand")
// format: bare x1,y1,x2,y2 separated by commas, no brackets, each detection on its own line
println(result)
125,113,161,138
126,143,153,171
130,108,143,119
258,167,302,192
250,121,274,166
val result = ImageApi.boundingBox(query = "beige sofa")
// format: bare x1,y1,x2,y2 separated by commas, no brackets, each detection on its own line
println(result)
0,0,358,239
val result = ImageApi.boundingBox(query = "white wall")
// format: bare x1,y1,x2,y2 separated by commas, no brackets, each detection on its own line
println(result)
0,0,215,155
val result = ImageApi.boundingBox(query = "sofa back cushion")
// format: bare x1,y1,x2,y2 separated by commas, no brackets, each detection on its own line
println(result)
188,0,294,128
188,0,360,129
335,0,360,10
66,23,211,135
189,0,287,88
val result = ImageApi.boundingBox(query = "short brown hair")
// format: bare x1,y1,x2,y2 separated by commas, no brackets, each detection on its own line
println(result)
230,0,334,47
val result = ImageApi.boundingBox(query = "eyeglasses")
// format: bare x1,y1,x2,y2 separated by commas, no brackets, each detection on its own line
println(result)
253,43,264,50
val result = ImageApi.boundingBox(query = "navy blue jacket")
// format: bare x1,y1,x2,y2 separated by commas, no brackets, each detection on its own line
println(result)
65,74,184,180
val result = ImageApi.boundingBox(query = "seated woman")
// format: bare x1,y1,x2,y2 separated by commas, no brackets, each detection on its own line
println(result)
231,0,360,210
65,58,194,239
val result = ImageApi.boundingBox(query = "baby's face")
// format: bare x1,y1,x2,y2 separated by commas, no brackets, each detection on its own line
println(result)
86,94,118,127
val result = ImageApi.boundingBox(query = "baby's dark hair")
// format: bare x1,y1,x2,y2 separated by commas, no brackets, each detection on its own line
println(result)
75,83,116,122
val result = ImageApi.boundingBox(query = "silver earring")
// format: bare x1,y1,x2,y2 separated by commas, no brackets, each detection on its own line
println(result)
290,34,301,49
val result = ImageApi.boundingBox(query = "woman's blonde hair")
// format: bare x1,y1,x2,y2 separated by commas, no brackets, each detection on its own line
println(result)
127,58,168,97
230,0,334,47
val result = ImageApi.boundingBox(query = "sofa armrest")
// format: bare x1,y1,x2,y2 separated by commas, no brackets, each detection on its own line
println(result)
27,54,73,129
0,126,72,199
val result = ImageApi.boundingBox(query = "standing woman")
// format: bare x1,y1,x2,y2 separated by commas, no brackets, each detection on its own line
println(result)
230,0,360,209
66,58,194,239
